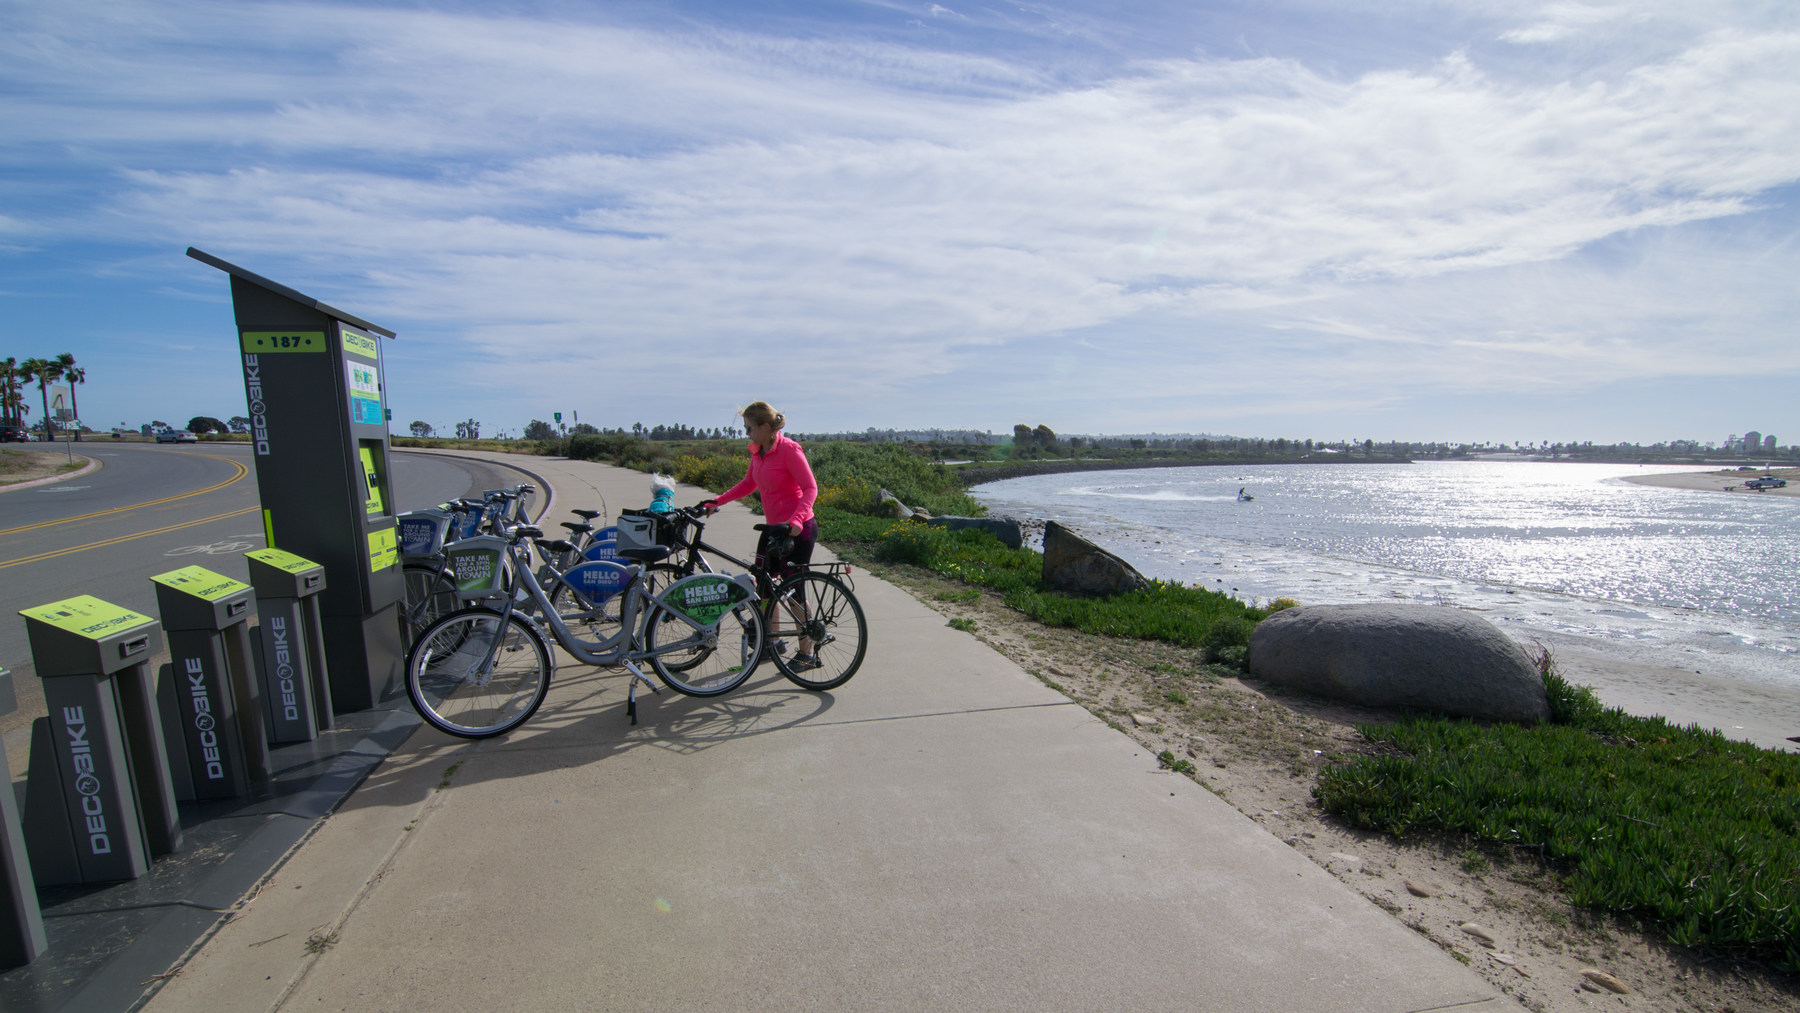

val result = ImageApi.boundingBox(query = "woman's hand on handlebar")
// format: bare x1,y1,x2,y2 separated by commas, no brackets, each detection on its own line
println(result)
698,500,719,516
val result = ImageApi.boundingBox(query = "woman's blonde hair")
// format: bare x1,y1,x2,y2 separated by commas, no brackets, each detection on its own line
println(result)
741,401,785,431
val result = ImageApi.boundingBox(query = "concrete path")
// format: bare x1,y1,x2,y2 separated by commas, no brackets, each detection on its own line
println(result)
147,453,1518,1012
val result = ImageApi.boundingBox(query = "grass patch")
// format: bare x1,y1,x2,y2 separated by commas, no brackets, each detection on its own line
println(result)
818,507,1268,667
946,617,977,633
1314,670,1800,972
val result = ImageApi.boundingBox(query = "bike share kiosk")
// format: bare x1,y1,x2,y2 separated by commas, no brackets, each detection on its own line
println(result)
244,548,334,743
0,665,47,968
187,248,404,713
17,597,182,886
152,566,271,800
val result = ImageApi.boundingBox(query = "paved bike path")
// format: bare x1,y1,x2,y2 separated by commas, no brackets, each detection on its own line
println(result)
147,453,1517,1012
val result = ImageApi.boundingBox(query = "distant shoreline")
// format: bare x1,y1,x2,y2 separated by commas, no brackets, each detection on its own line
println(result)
1623,468,1800,497
955,455,1406,488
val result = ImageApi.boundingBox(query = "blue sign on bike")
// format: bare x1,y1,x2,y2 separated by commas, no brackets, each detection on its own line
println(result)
397,512,450,557
564,560,632,603
581,537,621,564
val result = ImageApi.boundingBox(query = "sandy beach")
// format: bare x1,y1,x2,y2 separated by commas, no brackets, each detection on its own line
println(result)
1622,465,1800,496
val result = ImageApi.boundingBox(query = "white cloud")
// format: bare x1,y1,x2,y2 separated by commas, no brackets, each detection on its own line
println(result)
5,0,1799,435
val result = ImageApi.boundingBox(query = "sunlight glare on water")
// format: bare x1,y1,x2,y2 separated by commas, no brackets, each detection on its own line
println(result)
972,461,1800,687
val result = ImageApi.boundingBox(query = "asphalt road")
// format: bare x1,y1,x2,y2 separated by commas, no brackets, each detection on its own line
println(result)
2,441,534,766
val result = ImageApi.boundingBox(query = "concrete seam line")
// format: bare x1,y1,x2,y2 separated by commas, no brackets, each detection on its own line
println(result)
268,738,485,1012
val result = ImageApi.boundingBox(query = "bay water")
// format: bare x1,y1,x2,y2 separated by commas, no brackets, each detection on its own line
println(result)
970,461,1800,693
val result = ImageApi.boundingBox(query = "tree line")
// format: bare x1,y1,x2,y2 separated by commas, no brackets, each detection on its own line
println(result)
1,352,86,438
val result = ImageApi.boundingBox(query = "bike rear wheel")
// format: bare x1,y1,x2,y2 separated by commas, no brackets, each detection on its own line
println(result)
406,608,551,738
642,598,765,696
768,571,867,691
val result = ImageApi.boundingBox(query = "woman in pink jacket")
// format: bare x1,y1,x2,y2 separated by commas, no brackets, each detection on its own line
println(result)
701,400,822,669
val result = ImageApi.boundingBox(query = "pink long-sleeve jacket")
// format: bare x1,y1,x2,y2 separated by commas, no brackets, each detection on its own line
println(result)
713,432,818,527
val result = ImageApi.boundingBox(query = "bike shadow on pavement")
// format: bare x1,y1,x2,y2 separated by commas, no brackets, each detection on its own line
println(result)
334,661,843,815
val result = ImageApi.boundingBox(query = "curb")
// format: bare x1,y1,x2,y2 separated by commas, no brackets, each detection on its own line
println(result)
0,452,102,493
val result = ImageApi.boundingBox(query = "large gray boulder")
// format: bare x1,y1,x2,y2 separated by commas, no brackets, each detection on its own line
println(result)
1041,521,1148,596
923,515,1023,549
1247,604,1550,723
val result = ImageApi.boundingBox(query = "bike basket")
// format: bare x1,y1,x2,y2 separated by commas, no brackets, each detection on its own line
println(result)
617,509,677,551
396,509,452,558
456,504,488,539
442,535,511,600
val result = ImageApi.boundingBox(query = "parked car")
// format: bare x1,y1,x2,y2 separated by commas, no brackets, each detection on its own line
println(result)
156,429,199,444
1,424,30,443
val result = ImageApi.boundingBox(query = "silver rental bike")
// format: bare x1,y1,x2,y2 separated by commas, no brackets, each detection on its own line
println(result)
405,523,766,737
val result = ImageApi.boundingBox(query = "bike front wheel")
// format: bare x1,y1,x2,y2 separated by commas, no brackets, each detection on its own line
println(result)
768,571,867,691
642,598,765,697
406,608,551,738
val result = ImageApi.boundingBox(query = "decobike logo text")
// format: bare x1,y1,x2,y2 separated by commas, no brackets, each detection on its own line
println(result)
187,657,226,780
61,705,111,856
270,615,300,721
244,353,271,455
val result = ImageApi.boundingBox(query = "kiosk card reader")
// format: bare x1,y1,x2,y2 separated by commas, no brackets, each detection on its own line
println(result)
18,596,182,886
187,247,404,713
152,566,271,800
244,548,334,743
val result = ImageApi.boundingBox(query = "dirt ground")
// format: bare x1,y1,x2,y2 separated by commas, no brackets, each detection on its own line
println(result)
0,447,90,487
867,560,1800,1013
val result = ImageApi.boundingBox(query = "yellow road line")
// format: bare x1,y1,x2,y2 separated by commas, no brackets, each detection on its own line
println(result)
0,454,249,537
0,506,259,570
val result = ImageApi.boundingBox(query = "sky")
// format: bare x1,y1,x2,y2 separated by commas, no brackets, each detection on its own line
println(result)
3,0,1797,446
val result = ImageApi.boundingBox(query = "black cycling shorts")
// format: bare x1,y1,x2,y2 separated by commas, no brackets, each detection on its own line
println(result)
756,517,818,583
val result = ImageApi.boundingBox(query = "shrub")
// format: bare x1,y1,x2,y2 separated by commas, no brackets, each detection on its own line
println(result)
875,521,945,566
1202,615,1255,664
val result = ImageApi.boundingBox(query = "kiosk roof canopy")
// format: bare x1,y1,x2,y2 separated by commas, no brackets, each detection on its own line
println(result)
187,247,396,338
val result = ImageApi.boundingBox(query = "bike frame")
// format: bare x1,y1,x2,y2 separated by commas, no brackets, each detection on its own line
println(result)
460,535,762,718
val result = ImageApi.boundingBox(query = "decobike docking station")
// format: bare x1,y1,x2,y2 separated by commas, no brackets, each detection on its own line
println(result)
187,247,405,714
244,547,334,743
151,566,272,802
17,596,182,887
0,665,47,968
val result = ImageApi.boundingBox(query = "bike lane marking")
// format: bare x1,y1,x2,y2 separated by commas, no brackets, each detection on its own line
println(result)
0,506,260,570
0,453,248,537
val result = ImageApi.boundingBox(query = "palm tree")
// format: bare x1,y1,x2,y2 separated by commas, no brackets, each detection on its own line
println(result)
21,356,64,440
0,357,27,426
61,356,86,441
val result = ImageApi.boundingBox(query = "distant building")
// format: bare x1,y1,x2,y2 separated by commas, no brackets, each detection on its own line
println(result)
1744,430,1762,455
1767,435,1779,453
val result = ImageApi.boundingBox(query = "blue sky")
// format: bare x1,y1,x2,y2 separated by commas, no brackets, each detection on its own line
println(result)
4,0,1797,445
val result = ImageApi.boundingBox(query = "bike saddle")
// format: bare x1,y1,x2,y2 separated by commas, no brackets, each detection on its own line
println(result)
570,509,601,520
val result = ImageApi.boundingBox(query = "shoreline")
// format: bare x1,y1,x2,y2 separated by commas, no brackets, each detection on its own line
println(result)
1622,466,1800,496
972,465,1800,754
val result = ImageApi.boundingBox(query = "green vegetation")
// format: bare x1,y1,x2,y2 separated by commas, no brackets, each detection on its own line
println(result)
1315,671,1800,972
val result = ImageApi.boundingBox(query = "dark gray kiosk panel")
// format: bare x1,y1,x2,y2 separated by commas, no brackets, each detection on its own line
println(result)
187,248,404,713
